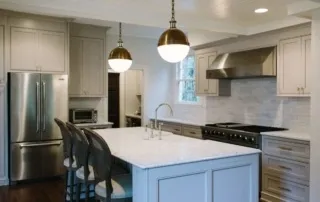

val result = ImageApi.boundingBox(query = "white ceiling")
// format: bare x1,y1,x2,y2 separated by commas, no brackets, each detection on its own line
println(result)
0,0,312,46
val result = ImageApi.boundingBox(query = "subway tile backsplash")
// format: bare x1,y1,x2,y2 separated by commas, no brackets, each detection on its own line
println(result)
206,78,310,132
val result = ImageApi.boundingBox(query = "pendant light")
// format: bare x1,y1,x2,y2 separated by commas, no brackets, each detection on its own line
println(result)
108,23,132,72
157,0,190,63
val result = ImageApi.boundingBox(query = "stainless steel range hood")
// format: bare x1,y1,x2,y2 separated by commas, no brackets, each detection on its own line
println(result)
206,47,276,79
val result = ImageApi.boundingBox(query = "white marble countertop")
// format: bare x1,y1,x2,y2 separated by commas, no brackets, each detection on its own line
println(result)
261,131,310,141
149,117,205,127
94,127,260,169
125,114,141,119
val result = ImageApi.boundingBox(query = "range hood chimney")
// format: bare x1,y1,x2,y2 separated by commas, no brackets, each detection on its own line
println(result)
206,47,276,79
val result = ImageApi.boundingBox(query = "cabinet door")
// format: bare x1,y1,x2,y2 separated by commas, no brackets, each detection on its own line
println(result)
69,37,83,96
10,27,38,71
278,37,303,95
38,31,66,73
196,54,209,94
136,71,143,96
0,26,4,84
82,38,105,97
207,53,218,95
0,87,6,184
302,35,311,95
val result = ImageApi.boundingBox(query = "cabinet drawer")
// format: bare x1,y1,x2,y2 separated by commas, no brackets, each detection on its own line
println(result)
262,137,310,162
183,126,202,139
262,174,309,202
263,155,309,183
161,123,182,135
261,192,296,202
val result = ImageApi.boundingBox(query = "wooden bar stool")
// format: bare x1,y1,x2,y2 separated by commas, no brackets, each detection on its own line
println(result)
83,128,133,202
54,118,77,202
66,122,95,202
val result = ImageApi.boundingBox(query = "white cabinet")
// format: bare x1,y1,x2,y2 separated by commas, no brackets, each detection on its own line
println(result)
195,49,230,96
277,35,311,96
0,87,6,185
38,31,65,73
136,71,143,96
69,37,105,97
0,25,4,84
10,27,66,73
10,27,38,71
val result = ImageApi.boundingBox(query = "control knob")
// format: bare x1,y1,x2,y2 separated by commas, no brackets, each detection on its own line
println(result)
244,136,248,141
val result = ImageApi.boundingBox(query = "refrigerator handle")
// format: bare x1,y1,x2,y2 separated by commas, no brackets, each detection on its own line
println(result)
42,81,46,132
36,82,40,133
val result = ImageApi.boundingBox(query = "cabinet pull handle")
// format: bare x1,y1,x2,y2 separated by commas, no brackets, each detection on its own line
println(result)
279,165,292,171
278,146,292,151
174,129,180,131
278,186,292,193
189,132,196,134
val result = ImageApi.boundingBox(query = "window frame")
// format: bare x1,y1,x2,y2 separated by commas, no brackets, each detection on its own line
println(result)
175,54,202,105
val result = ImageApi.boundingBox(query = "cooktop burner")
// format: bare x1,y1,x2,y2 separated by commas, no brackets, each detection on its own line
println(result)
201,122,288,149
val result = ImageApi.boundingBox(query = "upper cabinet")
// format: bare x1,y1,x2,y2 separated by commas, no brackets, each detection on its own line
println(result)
7,15,68,74
69,23,107,98
195,48,230,96
0,25,4,85
277,35,311,97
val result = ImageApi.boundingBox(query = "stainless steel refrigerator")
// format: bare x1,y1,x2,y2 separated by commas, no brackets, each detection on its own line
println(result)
8,73,68,182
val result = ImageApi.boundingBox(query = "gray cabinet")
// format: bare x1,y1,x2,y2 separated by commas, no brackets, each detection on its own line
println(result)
0,25,4,84
277,35,311,97
10,27,66,73
0,87,6,185
150,119,202,139
69,37,105,97
261,136,310,202
195,48,231,96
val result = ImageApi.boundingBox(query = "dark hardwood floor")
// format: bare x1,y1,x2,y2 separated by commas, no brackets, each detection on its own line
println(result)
0,179,65,202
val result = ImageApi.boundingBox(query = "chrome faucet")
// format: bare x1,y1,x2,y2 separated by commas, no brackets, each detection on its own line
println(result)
155,103,173,129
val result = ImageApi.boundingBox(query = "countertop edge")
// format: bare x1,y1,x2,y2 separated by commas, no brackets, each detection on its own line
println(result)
261,131,310,142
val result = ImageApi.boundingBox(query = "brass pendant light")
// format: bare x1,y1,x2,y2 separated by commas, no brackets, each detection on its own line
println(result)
108,22,133,72
158,0,190,63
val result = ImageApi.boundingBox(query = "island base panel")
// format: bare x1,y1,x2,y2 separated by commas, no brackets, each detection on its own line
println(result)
132,153,259,202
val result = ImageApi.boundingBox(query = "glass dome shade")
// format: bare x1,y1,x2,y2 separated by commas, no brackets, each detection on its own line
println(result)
157,28,190,63
108,46,132,73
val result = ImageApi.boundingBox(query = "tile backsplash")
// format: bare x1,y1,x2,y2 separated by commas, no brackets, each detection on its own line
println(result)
206,78,310,132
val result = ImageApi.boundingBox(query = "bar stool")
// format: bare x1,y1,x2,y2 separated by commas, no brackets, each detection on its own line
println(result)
54,118,77,202
83,128,133,202
66,122,95,202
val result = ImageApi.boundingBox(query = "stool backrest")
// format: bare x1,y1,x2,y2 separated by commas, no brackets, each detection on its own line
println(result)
66,122,90,172
54,118,73,160
83,128,113,195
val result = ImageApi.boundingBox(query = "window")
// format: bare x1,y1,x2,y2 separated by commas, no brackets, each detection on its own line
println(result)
176,55,199,103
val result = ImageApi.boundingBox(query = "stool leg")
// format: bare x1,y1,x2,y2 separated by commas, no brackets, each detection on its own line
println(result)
76,178,81,202
70,170,75,202
64,170,69,202
85,182,89,202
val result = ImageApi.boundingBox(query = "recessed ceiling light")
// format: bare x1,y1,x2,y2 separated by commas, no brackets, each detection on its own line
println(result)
255,8,268,14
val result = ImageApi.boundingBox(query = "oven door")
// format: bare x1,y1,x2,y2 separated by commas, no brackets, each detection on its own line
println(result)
73,110,95,123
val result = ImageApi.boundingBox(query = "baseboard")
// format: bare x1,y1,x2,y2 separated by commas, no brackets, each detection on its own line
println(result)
0,177,9,186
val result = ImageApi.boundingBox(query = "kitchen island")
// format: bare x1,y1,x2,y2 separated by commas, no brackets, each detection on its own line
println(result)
94,127,260,202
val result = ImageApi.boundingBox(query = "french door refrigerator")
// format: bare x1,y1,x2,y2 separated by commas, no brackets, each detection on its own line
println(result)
8,73,68,182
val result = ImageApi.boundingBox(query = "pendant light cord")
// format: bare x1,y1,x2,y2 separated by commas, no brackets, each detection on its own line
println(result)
170,0,176,28
118,22,123,47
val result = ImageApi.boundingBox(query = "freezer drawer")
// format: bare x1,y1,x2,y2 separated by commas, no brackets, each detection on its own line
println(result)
11,141,65,181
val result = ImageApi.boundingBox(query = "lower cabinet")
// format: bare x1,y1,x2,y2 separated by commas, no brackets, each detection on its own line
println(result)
261,136,310,202
150,119,202,139
0,86,6,185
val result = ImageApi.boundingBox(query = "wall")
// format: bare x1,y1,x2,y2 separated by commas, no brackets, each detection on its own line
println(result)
70,34,172,126
170,24,312,133
206,78,310,132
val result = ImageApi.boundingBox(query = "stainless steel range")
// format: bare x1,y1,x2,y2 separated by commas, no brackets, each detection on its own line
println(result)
201,122,287,149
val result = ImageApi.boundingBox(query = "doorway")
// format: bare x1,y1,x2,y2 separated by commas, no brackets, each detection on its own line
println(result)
108,73,120,128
